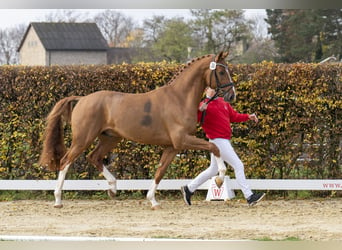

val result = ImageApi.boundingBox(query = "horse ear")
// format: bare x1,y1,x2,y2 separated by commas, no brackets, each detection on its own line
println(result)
215,51,229,62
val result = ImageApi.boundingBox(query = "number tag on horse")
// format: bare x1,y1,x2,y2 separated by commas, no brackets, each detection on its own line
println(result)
209,62,216,70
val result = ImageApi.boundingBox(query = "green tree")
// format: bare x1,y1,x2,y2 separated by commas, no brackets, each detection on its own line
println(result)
139,16,193,62
153,17,193,62
136,15,166,62
266,9,342,62
316,9,342,61
190,9,252,56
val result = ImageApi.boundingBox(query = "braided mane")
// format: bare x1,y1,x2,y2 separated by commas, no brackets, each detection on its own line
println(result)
166,54,212,85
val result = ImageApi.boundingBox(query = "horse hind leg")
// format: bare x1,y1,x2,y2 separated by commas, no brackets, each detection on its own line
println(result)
214,156,226,188
54,163,71,208
54,144,89,208
87,133,121,199
147,147,178,210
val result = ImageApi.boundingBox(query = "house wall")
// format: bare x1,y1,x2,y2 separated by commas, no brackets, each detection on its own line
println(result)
234,39,248,56
19,27,46,66
48,51,107,65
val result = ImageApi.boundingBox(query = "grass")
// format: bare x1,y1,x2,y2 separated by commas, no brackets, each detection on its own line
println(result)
0,189,183,202
1,189,340,202
0,190,53,201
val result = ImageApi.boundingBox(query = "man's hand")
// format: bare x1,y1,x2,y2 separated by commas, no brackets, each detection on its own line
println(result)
249,113,259,123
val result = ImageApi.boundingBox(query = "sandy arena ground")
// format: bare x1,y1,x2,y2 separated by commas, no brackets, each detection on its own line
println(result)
0,198,341,241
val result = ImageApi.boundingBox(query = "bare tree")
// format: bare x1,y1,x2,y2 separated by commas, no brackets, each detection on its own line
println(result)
249,13,268,41
94,10,135,47
234,13,279,63
142,15,166,45
0,24,26,65
43,9,91,23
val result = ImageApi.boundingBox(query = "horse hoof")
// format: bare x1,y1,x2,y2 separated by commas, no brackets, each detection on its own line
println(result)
151,205,162,210
215,177,224,188
54,204,63,208
107,189,116,199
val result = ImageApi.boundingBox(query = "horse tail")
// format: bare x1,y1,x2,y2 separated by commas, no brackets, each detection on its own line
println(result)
39,96,82,171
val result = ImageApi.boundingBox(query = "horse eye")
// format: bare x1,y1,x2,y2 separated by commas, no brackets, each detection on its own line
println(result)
219,71,225,76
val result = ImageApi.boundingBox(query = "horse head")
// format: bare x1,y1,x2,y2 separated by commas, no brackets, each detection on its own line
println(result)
207,51,236,102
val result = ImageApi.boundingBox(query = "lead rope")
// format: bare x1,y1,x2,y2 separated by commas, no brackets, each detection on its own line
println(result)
199,92,218,126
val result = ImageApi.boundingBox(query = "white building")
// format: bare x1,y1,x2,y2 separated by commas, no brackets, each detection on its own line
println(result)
18,22,108,66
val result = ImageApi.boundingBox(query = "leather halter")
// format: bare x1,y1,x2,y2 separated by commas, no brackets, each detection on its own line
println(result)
200,57,235,125
208,56,235,102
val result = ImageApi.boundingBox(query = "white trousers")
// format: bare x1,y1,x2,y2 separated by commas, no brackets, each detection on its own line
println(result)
188,138,253,199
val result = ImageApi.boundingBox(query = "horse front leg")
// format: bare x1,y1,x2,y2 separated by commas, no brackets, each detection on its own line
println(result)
87,135,121,199
171,133,226,187
102,165,117,198
147,147,178,210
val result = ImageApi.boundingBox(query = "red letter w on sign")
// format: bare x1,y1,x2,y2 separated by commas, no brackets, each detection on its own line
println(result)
211,183,224,199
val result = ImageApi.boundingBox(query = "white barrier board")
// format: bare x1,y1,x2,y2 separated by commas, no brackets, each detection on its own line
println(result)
0,178,341,191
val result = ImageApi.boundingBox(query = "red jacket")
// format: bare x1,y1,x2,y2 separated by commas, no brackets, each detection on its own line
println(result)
197,97,249,140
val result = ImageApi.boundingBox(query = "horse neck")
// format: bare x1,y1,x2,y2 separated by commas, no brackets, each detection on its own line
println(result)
170,60,210,107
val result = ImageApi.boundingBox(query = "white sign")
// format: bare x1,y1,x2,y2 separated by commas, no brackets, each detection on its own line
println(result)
206,176,235,201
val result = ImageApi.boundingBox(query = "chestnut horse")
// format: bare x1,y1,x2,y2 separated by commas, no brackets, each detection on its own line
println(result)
39,51,236,209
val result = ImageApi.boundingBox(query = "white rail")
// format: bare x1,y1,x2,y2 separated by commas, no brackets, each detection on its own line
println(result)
0,179,341,191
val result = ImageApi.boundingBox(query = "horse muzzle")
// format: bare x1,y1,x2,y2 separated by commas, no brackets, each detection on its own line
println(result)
223,86,236,103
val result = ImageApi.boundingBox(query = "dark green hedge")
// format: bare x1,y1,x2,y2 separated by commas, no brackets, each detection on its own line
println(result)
0,62,340,181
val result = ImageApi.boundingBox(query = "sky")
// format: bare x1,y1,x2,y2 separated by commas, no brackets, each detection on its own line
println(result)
0,9,267,30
